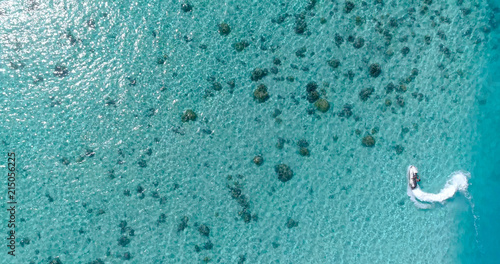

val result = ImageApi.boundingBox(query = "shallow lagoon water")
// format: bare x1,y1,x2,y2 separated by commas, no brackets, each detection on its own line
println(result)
0,0,499,263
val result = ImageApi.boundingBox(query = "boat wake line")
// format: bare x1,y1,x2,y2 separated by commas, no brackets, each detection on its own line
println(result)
406,165,471,209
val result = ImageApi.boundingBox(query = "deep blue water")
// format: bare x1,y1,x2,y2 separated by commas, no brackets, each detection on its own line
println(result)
463,0,500,260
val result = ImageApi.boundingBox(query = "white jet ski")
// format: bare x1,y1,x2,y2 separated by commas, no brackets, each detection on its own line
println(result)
407,165,420,189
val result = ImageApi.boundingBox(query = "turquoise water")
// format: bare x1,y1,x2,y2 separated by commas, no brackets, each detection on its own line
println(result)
0,0,499,263
462,0,500,261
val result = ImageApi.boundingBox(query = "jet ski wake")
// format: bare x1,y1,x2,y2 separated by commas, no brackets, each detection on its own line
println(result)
406,165,470,209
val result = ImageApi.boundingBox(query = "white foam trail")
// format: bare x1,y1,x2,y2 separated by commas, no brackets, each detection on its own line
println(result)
407,167,470,208
407,184,432,209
